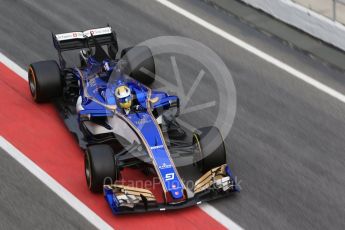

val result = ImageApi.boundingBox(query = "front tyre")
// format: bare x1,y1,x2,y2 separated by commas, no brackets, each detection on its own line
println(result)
28,60,62,103
193,126,227,174
85,144,120,193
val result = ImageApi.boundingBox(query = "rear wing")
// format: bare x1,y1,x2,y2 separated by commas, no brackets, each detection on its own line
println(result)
53,26,118,51
52,26,118,68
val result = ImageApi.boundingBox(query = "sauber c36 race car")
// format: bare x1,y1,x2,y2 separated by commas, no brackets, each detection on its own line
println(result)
27,26,239,214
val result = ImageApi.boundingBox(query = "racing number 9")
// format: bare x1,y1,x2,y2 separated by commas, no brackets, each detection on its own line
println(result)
165,173,175,181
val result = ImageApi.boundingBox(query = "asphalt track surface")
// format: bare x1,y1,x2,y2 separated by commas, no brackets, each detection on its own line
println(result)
0,0,345,229
0,148,96,230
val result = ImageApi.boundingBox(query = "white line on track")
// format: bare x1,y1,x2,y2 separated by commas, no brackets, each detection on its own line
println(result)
0,53,27,80
0,52,241,229
2,0,344,228
200,203,244,230
155,0,345,104
0,136,113,230
1,51,242,230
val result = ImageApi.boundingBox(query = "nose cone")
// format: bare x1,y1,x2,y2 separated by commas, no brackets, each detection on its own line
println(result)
170,188,184,200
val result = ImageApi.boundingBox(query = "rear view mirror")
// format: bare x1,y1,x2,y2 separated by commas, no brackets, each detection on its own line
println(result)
152,96,180,116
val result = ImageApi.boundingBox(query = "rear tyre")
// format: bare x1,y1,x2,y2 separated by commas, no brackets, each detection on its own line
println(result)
85,144,120,193
28,60,62,103
193,126,227,174
121,46,155,85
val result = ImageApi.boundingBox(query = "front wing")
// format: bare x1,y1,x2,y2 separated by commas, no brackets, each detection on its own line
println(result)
103,164,239,214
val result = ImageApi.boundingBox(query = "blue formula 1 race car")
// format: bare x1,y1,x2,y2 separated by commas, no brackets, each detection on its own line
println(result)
27,26,238,214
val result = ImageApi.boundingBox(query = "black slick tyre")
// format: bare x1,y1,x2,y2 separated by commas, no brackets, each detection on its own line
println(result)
28,60,62,103
85,144,119,193
193,126,227,174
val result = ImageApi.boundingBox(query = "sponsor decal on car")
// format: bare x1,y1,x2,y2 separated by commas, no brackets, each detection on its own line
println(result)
151,144,164,150
56,27,112,41
159,162,172,169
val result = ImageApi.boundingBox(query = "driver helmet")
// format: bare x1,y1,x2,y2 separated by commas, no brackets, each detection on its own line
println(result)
115,85,132,109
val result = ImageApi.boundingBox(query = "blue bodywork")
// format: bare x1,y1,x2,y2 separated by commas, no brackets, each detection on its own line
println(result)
124,111,184,200
74,57,185,202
